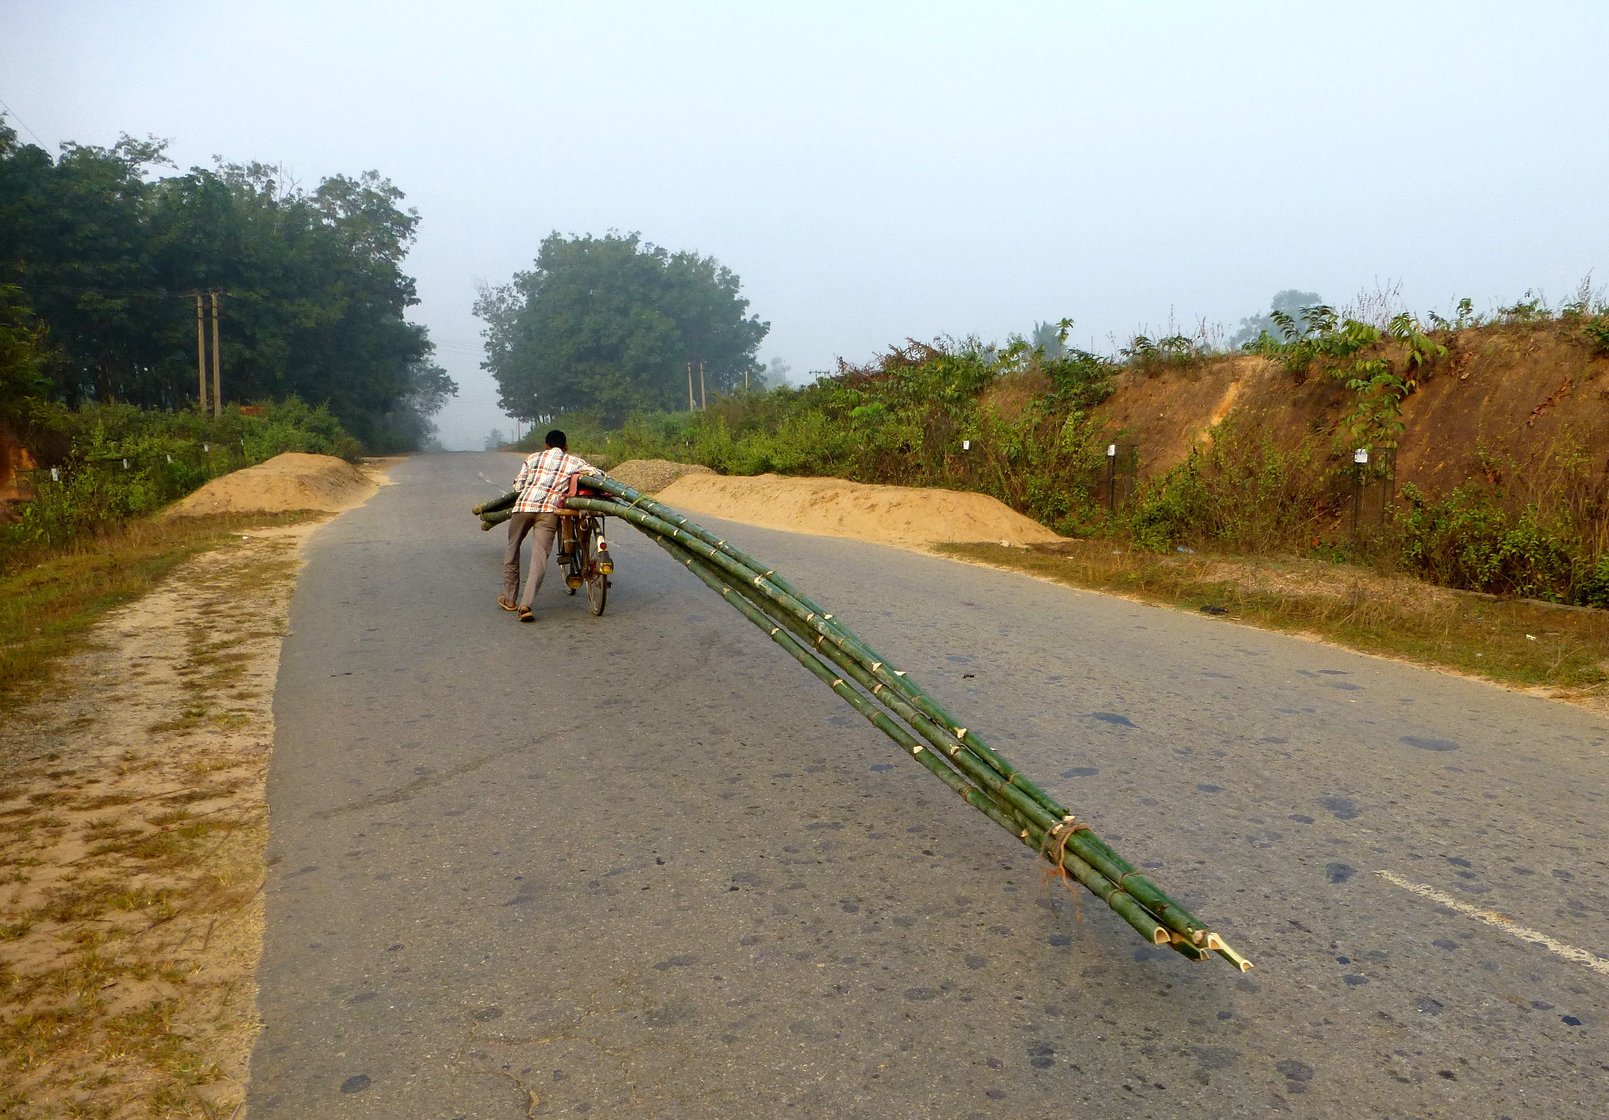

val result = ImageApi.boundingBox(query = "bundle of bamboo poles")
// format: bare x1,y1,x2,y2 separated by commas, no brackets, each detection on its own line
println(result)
472,477,1251,969
473,491,516,529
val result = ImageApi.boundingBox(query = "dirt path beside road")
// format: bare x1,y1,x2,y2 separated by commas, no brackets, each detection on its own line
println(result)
1,523,316,1117
2,455,387,1117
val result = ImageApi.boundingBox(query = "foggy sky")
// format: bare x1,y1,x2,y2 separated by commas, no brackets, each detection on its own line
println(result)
4,1,1606,449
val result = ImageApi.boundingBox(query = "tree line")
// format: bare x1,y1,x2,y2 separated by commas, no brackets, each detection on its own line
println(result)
0,121,454,452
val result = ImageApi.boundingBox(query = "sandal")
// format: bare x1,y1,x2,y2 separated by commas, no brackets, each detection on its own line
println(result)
518,608,535,623
497,595,517,612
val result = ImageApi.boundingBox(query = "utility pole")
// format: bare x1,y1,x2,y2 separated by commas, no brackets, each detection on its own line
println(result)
687,362,694,411
699,359,706,411
181,289,224,414
209,289,223,417
190,291,206,411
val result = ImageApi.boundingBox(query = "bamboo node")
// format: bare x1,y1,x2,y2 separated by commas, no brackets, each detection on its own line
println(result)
913,744,925,754
954,727,966,739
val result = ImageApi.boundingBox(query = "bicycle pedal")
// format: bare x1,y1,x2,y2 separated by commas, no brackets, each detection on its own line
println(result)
598,561,613,575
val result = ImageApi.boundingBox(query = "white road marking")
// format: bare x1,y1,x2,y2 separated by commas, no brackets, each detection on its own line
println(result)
1377,870,1609,979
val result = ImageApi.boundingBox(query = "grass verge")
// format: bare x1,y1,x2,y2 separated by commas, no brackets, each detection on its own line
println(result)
941,541,1609,705
0,511,317,709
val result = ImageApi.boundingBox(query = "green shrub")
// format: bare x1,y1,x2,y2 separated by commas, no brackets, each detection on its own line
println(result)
1,399,361,570
1121,423,1340,553
1397,482,1583,602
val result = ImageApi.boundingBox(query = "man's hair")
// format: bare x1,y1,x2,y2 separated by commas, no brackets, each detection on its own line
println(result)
545,429,567,450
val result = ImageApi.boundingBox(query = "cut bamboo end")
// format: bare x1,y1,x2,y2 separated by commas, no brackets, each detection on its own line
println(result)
1205,933,1253,971
1150,926,1171,946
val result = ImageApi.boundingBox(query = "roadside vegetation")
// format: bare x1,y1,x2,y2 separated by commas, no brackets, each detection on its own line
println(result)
550,297,1608,613
516,293,1608,703
1,399,357,567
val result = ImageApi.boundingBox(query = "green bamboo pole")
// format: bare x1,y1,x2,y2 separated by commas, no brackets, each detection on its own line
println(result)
583,481,1069,804
644,528,1189,955
575,490,1220,950
693,531,1202,943
568,494,1227,953
487,486,1249,967
472,491,518,517
657,530,1222,964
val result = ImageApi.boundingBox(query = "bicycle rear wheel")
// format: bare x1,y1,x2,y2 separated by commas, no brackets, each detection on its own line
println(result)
583,517,609,616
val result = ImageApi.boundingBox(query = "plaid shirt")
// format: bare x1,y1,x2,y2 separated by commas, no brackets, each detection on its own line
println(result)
510,447,601,515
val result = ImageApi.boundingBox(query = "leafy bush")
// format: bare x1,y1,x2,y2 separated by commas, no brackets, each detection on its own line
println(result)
1122,423,1341,553
1577,555,1609,608
1396,481,1593,603
1,399,361,569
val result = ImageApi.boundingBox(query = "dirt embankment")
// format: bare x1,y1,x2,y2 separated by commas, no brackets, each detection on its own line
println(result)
1095,325,1609,493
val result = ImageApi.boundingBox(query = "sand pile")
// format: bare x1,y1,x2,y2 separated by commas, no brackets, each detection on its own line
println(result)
606,458,715,493
654,472,1064,551
164,452,379,517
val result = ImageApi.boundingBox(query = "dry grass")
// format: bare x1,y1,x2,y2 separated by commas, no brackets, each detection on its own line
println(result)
940,540,1609,707
0,511,311,708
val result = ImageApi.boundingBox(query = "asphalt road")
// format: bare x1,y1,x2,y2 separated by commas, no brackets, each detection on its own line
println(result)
249,452,1608,1119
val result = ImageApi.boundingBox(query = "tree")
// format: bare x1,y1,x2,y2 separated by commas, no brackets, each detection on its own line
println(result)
762,355,792,387
1231,290,1324,349
1029,319,1069,359
0,285,52,427
0,117,454,450
475,232,768,424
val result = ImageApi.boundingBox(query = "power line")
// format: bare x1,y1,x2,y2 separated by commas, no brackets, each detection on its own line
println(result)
0,96,47,147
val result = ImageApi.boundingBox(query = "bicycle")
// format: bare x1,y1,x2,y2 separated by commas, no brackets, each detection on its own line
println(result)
554,481,613,616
